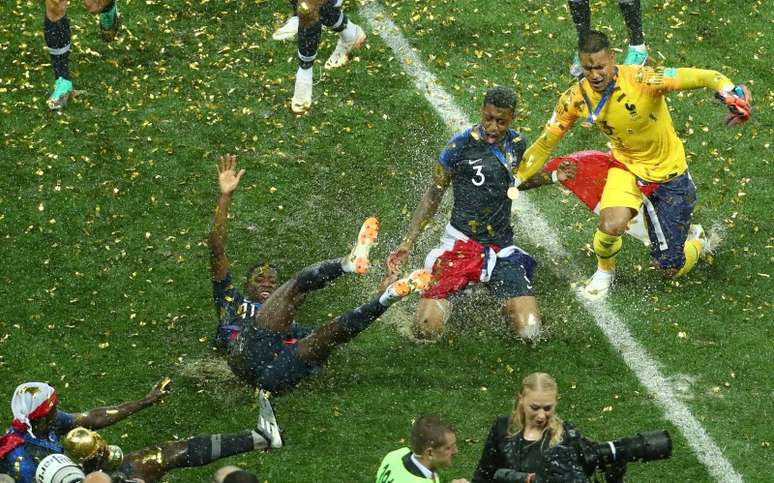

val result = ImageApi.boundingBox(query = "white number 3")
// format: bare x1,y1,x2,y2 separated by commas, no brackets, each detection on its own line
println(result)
471,165,485,186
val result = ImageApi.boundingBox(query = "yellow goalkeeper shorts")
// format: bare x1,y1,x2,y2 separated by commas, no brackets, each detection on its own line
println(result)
600,167,644,211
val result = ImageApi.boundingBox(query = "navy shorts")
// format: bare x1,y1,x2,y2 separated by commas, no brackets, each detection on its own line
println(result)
227,323,319,393
487,250,536,299
642,172,697,269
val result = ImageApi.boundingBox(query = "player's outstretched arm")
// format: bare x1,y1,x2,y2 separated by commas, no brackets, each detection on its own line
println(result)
386,164,451,277
209,154,246,282
519,159,576,191
515,90,577,186
74,377,171,430
645,67,752,127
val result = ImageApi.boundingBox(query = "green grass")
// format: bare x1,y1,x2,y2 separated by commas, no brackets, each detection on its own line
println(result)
0,0,771,481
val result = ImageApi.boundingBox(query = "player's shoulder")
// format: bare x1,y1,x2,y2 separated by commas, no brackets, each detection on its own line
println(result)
445,126,476,148
624,65,675,89
507,129,526,146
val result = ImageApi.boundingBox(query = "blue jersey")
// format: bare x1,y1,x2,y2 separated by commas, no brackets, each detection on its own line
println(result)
0,411,75,483
212,272,264,350
440,126,527,247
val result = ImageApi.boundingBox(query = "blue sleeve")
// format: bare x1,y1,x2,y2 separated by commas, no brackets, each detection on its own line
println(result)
212,272,243,323
54,410,76,434
3,448,37,483
509,130,528,170
439,129,472,169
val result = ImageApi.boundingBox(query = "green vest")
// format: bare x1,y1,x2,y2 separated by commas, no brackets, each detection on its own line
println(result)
375,448,438,483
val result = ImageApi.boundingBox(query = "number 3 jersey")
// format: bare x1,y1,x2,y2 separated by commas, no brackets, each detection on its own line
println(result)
439,126,527,247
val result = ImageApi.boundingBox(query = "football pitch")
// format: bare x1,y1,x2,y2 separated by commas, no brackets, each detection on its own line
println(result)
0,0,771,482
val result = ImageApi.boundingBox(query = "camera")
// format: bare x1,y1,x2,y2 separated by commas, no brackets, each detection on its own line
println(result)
574,430,672,482
492,430,672,483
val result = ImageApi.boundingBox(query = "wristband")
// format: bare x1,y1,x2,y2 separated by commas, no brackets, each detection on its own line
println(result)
551,170,559,184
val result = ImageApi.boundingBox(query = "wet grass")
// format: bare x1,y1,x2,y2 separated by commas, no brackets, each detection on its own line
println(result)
0,0,771,481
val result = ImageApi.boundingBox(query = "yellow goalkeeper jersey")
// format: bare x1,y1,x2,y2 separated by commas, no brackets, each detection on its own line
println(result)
519,65,734,183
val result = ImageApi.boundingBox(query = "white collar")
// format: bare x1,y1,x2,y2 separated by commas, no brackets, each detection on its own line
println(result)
410,453,436,480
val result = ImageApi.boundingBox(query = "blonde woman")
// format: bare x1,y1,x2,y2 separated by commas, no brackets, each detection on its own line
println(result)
472,373,588,483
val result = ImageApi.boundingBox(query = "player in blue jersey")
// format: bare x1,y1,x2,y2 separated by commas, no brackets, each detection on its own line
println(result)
208,155,430,393
43,0,122,111
386,87,575,342
0,380,168,483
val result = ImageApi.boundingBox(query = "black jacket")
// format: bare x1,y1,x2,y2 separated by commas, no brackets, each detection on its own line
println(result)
472,416,589,483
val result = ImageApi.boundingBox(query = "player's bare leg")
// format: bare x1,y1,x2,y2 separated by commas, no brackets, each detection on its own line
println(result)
413,298,451,340
582,206,636,300
121,396,278,482
504,296,541,342
254,217,379,332
298,270,431,363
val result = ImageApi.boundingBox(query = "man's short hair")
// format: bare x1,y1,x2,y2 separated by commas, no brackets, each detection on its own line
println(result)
223,471,259,483
579,30,610,54
410,415,455,454
483,86,517,112
245,262,277,281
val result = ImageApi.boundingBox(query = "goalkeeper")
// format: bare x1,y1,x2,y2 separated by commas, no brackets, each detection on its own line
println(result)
513,30,752,300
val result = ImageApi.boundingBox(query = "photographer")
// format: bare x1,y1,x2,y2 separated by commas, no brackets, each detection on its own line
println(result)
472,373,588,483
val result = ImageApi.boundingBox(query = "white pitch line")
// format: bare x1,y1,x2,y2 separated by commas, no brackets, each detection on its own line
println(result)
362,3,744,482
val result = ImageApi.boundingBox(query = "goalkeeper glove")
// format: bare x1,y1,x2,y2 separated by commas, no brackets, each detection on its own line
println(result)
716,84,751,127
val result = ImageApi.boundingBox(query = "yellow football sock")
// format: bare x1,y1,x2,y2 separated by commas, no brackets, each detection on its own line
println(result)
675,239,703,278
593,229,622,272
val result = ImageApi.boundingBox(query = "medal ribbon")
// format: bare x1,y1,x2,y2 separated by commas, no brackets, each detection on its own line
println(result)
480,126,516,186
579,67,618,126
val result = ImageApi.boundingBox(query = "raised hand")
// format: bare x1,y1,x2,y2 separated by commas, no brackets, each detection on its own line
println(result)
145,377,172,404
556,159,577,182
717,84,751,128
386,244,410,276
217,154,246,195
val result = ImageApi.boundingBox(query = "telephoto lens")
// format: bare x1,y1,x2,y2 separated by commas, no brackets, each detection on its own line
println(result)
595,430,672,466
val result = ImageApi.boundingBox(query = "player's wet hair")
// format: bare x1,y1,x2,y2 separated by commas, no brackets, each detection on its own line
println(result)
483,86,517,113
245,262,277,282
410,415,456,454
579,30,610,54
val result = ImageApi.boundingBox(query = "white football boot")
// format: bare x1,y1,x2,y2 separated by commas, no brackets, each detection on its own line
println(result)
579,268,615,301
272,15,298,41
342,217,380,274
255,389,283,449
291,67,313,114
324,23,366,70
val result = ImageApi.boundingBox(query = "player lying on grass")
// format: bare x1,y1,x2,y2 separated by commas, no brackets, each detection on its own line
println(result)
386,87,575,343
43,0,122,111
61,390,280,483
285,0,367,113
568,0,648,77
0,379,168,482
513,30,751,301
208,154,431,393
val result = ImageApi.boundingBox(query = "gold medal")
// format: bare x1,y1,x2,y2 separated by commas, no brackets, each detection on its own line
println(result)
581,121,593,128
507,186,519,200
